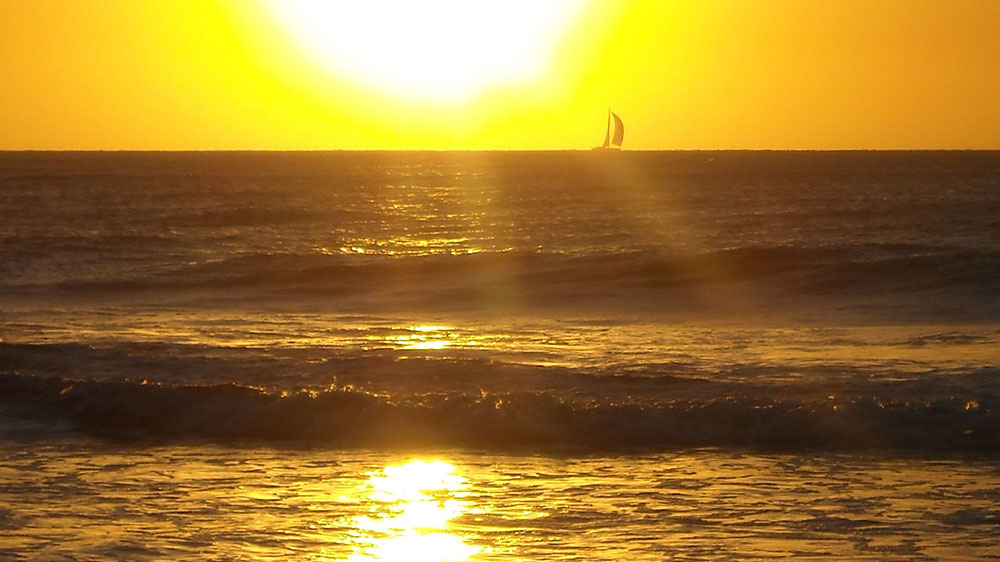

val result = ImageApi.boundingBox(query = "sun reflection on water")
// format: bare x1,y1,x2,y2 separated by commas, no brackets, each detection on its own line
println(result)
376,325,483,351
346,460,480,562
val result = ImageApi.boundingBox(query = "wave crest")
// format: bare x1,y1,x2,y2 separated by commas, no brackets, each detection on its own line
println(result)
3,374,996,452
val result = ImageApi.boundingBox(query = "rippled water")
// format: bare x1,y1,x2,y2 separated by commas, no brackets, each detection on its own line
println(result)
2,151,999,559
2,444,999,560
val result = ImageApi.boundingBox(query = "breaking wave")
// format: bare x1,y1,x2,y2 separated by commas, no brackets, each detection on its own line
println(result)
2,373,997,453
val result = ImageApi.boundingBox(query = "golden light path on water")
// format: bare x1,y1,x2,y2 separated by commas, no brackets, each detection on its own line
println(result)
342,460,481,561
383,326,464,351
5,446,1000,560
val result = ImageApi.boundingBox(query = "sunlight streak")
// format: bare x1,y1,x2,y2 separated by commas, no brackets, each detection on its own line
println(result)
345,460,480,561
371,325,482,351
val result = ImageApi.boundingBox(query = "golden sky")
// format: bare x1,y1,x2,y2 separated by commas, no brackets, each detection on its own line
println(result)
2,0,998,150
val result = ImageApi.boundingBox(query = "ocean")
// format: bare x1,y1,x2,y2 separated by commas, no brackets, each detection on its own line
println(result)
1,151,999,559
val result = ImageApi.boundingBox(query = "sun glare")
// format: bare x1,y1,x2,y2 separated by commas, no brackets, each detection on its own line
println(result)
263,0,583,102
347,460,480,561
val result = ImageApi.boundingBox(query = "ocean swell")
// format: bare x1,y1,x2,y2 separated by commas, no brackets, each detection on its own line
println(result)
2,373,996,453
13,245,1000,301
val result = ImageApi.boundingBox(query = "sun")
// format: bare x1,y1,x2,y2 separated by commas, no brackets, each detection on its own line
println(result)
262,0,584,103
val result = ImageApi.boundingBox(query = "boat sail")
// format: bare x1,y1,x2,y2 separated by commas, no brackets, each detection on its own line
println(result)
593,109,624,151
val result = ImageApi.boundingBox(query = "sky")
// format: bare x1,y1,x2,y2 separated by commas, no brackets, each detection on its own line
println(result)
2,0,999,150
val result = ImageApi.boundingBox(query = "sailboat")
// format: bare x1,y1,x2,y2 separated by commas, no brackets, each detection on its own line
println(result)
592,109,624,151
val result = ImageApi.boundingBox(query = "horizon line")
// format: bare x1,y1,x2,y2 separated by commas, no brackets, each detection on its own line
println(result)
3,148,1000,153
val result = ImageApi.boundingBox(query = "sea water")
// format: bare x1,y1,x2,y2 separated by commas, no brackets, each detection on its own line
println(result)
1,151,999,559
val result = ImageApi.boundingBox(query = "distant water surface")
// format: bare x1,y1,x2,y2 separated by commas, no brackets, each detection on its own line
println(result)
1,151,999,559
